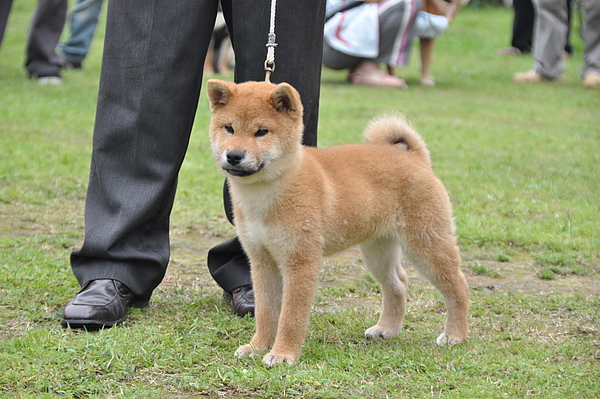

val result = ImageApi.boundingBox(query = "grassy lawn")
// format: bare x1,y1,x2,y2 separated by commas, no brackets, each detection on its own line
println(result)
1,1,599,398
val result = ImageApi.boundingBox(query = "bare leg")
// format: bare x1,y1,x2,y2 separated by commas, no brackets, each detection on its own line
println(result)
420,37,436,86
349,61,408,88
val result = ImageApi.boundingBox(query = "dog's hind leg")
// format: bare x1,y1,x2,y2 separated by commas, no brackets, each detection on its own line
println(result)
404,233,468,345
360,236,408,340
235,249,282,359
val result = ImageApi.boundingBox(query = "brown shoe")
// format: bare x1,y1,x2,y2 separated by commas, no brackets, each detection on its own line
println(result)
582,72,600,88
498,46,523,56
513,70,565,84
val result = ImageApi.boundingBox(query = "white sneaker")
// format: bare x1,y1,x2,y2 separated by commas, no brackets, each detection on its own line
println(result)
37,76,63,85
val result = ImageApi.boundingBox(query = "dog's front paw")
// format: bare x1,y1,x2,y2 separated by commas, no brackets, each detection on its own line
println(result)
435,332,465,346
262,351,299,367
365,325,399,340
235,344,257,359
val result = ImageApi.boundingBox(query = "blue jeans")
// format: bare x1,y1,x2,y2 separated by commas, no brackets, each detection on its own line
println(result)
59,0,104,64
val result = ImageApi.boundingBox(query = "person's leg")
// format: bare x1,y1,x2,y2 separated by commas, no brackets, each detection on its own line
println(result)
532,0,567,79
322,40,363,71
342,0,418,88
564,0,573,56
324,33,407,88
581,0,600,87
70,0,219,303
207,0,327,311
514,0,567,82
419,37,435,85
511,0,534,53
376,0,421,67
25,0,68,79
0,0,14,48
206,184,252,295
59,0,104,66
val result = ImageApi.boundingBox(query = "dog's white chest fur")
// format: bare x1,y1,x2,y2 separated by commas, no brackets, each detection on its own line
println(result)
243,219,272,247
231,183,286,250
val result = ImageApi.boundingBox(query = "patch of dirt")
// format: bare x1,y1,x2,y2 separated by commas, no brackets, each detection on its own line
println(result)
2,208,596,297
164,231,600,296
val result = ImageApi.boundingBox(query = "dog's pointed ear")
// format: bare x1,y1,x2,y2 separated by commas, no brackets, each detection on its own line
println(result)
207,79,236,110
271,83,302,116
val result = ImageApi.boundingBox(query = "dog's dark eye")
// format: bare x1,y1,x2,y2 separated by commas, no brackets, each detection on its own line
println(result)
224,125,234,134
255,128,268,137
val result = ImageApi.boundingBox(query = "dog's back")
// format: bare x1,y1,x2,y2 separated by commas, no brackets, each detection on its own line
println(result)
292,117,450,257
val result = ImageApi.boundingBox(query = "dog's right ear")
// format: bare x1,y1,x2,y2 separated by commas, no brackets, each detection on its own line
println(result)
207,79,236,110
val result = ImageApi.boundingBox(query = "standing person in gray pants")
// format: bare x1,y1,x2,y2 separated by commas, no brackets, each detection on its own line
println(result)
513,0,600,88
61,0,327,329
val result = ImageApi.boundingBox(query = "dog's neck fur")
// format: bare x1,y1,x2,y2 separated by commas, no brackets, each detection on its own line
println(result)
228,148,304,221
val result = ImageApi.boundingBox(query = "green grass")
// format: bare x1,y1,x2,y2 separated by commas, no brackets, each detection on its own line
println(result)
1,2,599,398
470,262,502,278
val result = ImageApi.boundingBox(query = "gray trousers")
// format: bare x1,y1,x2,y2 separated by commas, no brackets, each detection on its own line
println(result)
25,0,68,77
70,0,326,301
533,0,600,79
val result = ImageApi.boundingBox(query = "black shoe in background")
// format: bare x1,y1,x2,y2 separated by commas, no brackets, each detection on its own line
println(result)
223,284,255,317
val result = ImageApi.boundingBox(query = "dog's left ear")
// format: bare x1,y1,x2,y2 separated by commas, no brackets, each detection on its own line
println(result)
207,79,236,110
271,83,302,116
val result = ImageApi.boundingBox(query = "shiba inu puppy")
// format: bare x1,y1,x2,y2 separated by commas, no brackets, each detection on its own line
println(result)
207,79,468,367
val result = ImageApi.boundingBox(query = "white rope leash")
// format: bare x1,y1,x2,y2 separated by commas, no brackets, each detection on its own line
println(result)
264,0,278,82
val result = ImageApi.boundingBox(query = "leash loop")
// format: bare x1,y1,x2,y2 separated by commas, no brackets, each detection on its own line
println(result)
264,0,277,82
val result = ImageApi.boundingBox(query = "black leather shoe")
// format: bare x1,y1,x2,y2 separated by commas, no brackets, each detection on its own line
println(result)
61,279,148,329
223,285,255,317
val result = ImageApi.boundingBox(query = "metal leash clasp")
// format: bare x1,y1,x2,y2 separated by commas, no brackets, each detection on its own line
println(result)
264,31,277,82
264,60,275,83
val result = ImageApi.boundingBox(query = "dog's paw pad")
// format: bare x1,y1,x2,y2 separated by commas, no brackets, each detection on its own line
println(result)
365,325,398,340
263,352,297,367
435,333,464,346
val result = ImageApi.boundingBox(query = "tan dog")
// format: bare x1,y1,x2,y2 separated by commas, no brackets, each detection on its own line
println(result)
207,79,468,367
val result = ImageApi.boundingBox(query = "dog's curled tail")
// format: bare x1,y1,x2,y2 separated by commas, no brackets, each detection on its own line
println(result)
364,115,431,166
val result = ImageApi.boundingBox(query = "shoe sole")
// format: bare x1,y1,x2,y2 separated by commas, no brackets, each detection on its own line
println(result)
61,318,125,330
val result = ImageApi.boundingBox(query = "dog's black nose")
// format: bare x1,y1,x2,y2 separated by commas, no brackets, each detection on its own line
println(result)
226,150,245,166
